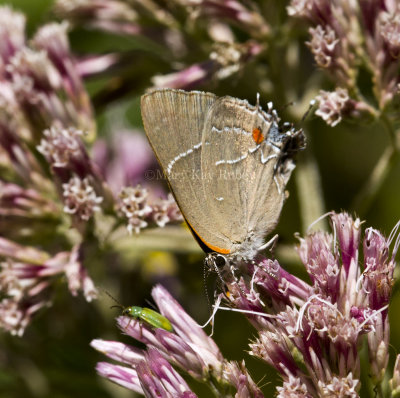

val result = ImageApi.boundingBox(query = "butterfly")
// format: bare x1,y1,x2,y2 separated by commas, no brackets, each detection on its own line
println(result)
141,89,304,262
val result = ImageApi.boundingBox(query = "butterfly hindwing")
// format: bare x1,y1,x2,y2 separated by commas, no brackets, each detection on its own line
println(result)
200,96,286,258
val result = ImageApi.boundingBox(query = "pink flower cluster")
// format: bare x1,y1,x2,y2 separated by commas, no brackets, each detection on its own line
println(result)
94,212,400,396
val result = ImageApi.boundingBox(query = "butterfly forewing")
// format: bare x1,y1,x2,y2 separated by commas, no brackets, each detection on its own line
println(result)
141,89,230,252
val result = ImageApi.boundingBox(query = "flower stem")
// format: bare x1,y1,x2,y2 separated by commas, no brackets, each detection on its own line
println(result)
351,118,400,216
295,150,327,232
374,381,385,398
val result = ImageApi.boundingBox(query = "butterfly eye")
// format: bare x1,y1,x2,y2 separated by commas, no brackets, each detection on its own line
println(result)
214,254,228,269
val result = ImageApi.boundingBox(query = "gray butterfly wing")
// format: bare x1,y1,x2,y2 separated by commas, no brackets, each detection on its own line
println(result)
201,96,288,258
141,89,229,252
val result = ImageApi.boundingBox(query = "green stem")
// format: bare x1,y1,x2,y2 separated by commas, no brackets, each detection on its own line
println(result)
381,113,398,147
374,381,385,398
351,111,400,216
295,150,327,233
351,142,400,217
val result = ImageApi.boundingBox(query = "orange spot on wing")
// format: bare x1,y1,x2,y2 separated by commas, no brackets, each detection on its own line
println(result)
252,128,264,145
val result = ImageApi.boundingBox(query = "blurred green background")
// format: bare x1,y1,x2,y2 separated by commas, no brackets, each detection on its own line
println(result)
1,0,400,397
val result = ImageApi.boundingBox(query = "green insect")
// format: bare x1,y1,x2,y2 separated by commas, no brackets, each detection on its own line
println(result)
106,292,173,332
120,305,173,332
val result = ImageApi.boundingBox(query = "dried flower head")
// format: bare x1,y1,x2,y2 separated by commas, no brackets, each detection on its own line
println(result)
151,193,183,228
37,126,85,168
317,373,359,397
0,13,94,139
54,0,138,26
315,88,352,126
184,0,269,39
118,185,152,234
32,21,70,63
0,297,48,337
0,6,26,75
379,12,400,58
152,61,216,89
118,186,182,234
249,213,397,394
0,180,57,221
8,48,63,96
276,374,310,397
289,0,400,111
0,240,97,335
62,176,103,221
307,25,339,68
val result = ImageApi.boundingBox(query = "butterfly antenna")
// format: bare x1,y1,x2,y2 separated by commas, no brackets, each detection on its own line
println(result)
145,299,157,311
277,101,295,114
203,258,212,314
